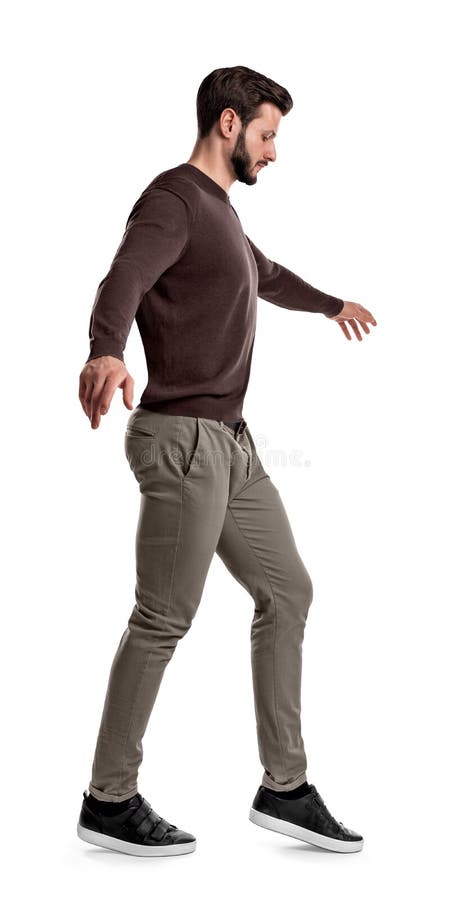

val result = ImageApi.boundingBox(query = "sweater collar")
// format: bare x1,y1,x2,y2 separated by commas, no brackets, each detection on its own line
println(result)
177,163,231,205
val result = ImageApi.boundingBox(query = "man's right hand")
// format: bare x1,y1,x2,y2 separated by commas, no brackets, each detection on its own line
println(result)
79,356,135,429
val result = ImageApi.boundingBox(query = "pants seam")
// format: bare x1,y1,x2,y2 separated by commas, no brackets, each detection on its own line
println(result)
226,503,288,782
166,417,185,616
166,474,184,616
116,421,185,791
116,644,154,795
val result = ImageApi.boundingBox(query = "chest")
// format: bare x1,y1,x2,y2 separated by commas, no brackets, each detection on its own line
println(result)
180,204,257,288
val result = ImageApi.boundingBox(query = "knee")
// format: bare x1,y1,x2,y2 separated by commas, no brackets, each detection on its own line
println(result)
289,564,313,625
289,555,313,604
304,571,314,610
299,569,313,619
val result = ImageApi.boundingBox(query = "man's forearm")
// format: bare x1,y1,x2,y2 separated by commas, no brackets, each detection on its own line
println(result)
245,234,345,318
86,261,144,363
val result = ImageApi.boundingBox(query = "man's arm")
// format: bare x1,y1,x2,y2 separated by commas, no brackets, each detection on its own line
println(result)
86,187,191,363
245,234,345,318
80,186,191,429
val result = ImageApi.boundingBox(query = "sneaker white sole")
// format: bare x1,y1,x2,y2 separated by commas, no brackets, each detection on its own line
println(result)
249,808,363,853
77,823,196,856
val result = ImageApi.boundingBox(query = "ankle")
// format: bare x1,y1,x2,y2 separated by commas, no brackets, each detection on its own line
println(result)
264,780,312,800
85,792,138,815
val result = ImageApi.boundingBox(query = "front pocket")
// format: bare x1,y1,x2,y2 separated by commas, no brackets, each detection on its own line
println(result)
124,433,156,479
125,409,160,438
179,417,202,479
126,423,159,438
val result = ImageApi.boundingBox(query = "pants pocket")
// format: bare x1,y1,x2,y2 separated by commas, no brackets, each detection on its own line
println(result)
125,408,160,438
178,417,202,480
124,433,158,484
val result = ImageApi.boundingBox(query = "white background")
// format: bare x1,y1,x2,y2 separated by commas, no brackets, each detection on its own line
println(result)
2,0,449,896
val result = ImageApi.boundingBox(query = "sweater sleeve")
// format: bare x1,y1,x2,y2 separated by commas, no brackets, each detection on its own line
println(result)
85,187,191,363
245,234,345,318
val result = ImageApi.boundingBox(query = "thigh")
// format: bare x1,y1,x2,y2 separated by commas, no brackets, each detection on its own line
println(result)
125,409,230,620
216,465,313,610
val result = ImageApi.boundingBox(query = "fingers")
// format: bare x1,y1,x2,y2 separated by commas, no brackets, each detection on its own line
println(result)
79,373,97,418
79,356,129,428
92,375,117,421
88,374,111,429
355,304,377,326
79,374,89,417
79,368,111,428
339,321,352,340
122,373,135,410
351,307,377,338
337,303,377,340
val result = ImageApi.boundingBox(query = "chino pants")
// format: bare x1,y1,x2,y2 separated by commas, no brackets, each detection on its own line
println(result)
88,409,313,801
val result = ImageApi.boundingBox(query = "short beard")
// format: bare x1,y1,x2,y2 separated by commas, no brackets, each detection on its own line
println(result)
230,126,257,186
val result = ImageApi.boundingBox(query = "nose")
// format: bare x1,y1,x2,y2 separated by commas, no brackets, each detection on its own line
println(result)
265,146,276,163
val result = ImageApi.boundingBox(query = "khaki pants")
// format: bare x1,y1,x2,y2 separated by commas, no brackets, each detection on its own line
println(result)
88,409,313,801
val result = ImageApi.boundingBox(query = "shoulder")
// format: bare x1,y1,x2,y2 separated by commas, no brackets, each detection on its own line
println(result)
130,166,201,225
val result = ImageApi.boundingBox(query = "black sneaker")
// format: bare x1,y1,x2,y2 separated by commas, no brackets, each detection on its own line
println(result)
77,790,196,856
249,783,364,853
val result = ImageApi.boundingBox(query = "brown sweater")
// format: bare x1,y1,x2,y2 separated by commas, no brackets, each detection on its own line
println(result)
85,162,344,420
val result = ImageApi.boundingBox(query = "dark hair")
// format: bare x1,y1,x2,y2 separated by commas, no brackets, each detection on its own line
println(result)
196,66,293,139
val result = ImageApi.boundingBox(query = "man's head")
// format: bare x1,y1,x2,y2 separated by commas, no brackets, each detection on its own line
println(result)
195,66,293,186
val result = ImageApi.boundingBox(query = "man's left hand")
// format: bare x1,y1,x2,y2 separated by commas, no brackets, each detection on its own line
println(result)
328,301,377,341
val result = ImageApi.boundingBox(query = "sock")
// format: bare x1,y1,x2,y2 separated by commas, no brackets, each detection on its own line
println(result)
85,792,139,815
264,780,312,800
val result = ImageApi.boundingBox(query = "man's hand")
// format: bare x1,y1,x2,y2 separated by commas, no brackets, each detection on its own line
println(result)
328,301,377,341
79,356,134,429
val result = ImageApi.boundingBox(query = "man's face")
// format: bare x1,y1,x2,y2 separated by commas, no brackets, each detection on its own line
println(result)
230,102,281,186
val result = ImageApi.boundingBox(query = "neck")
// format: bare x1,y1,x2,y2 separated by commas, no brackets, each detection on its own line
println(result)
185,143,235,195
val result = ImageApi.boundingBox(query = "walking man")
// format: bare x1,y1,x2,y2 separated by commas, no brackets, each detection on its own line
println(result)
78,65,376,856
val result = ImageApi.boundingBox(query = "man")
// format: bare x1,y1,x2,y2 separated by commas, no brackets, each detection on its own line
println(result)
77,65,376,857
